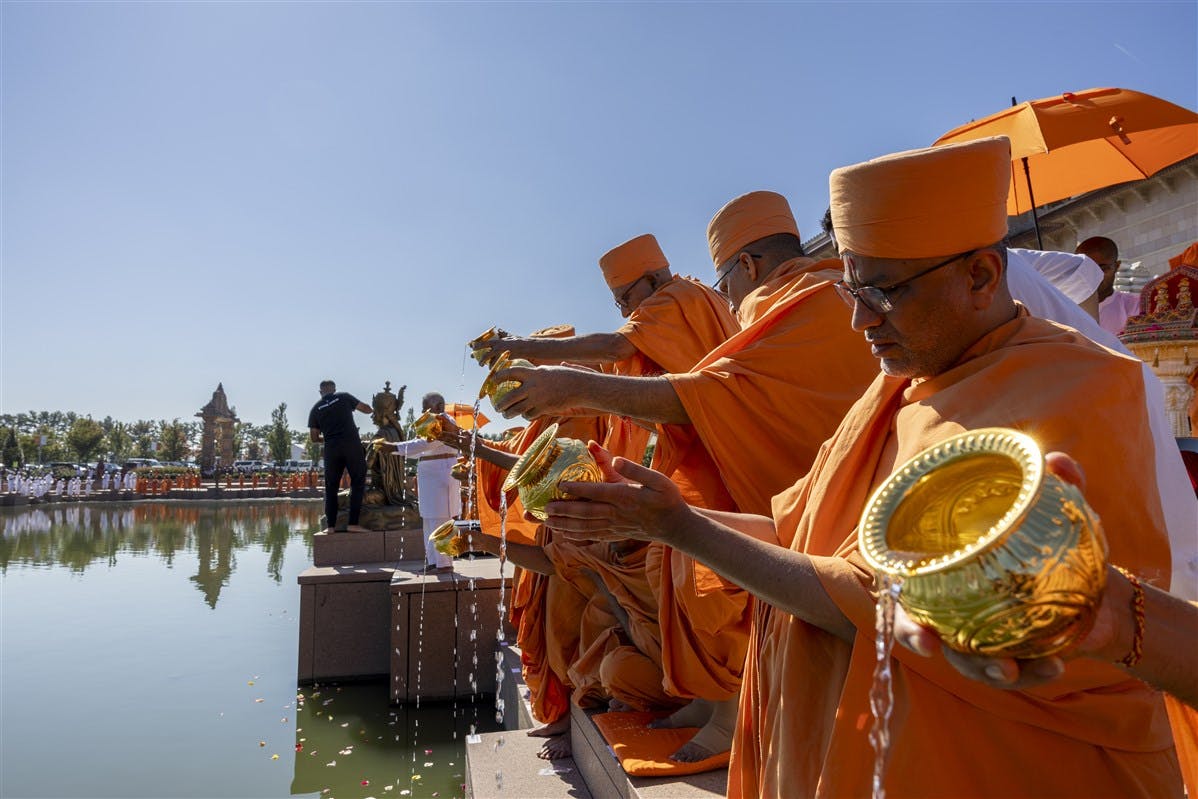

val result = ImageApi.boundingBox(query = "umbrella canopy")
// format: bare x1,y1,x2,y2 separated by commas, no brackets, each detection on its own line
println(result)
935,88,1198,215
444,402,489,430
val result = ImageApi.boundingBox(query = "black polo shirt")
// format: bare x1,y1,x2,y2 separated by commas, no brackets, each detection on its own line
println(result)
308,392,362,443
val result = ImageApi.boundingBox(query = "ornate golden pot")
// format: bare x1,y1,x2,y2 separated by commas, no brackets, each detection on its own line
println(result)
858,428,1108,658
429,519,466,557
479,351,532,407
502,423,603,521
411,411,443,441
469,327,501,364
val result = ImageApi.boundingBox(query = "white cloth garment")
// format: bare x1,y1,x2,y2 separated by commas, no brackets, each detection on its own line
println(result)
393,437,462,568
1007,249,1198,600
1008,247,1102,304
1099,290,1142,336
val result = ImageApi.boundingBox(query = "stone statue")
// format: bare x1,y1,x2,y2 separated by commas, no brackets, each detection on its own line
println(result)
366,381,410,507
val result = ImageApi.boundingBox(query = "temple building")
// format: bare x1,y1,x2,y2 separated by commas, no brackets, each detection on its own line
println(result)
196,384,238,475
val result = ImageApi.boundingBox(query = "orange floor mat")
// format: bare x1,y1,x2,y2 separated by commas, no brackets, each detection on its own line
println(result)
591,710,730,777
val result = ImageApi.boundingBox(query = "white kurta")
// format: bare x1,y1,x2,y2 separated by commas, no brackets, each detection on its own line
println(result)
1099,290,1142,336
1008,249,1198,600
393,438,462,567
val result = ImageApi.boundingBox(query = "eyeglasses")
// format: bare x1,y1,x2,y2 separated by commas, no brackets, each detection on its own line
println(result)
615,275,651,311
711,253,762,290
833,249,978,315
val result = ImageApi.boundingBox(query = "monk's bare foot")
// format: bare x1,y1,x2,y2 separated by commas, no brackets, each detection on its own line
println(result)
526,717,570,738
608,698,635,712
648,699,710,729
345,524,371,533
669,697,737,763
536,733,572,760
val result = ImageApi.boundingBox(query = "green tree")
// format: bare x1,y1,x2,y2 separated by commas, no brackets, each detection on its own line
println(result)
22,427,66,463
106,423,133,462
2,427,23,467
266,403,291,463
158,419,190,461
66,417,106,462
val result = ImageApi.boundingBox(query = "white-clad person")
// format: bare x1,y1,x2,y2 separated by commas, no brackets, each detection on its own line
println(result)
386,392,461,573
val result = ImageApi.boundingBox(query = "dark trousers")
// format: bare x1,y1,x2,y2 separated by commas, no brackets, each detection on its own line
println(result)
323,439,366,528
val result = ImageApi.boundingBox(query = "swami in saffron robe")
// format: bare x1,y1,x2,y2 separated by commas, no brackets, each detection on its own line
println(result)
731,311,1180,798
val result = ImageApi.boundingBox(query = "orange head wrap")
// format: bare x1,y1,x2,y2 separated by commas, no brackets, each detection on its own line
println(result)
529,324,576,338
830,137,1011,259
707,190,800,268
599,234,669,291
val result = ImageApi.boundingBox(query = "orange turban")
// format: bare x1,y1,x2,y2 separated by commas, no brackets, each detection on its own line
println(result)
530,324,576,338
707,190,800,268
830,137,1011,259
599,234,669,290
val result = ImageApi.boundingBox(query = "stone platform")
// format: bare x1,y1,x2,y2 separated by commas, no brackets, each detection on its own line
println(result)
465,644,727,799
296,528,517,696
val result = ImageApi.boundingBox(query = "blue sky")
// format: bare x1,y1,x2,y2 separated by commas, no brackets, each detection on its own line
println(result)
3,1,1195,430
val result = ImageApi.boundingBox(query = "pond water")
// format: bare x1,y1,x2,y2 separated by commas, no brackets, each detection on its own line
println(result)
0,501,494,798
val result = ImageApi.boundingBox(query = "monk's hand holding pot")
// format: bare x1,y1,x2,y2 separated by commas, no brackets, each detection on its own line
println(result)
545,441,692,544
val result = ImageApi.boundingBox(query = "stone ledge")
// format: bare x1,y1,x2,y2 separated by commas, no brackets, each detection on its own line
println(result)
466,730,592,799
298,563,402,585
390,556,511,594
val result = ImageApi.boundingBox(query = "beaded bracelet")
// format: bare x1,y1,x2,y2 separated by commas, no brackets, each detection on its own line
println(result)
1111,565,1145,668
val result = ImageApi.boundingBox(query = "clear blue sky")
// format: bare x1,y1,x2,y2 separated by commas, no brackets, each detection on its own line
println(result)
3,1,1195,430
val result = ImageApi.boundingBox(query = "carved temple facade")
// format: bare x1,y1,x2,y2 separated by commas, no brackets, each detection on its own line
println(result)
196,384,238,475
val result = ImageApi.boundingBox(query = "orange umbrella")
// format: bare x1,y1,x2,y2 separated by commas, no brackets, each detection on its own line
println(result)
935,88,1198,247
444,402,489,430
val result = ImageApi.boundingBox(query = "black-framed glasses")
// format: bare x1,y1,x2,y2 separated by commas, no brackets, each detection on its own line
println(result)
711,253,762,290
615,274,650,310
833,248,978,315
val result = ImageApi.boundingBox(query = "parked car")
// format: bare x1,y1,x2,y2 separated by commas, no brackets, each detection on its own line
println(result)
279,459,314,472
232,460,270,473
124,458,162,470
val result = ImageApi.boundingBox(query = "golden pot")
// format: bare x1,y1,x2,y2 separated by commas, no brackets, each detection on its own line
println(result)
478,351,532,407
858,428,1108,659
469,326,501,364
450,458,470,482
501,423,603,521
429,519,466,557
412,411,443,441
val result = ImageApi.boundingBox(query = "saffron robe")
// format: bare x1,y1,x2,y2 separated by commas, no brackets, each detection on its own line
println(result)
732,311,1180,798
654,258,879,700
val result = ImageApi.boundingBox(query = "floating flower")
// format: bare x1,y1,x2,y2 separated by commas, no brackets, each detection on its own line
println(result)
271,754,279,761
258,741,266,747
360,779,369,786
295,743,303,753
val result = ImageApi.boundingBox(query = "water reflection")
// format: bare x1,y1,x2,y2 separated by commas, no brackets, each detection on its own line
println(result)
0,502,320,607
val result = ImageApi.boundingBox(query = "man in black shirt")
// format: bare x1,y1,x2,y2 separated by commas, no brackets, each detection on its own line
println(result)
308,379,372,533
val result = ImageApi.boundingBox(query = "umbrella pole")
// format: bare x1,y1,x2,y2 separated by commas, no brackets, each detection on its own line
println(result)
1011,96,1044,250
1022,157,1044,250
